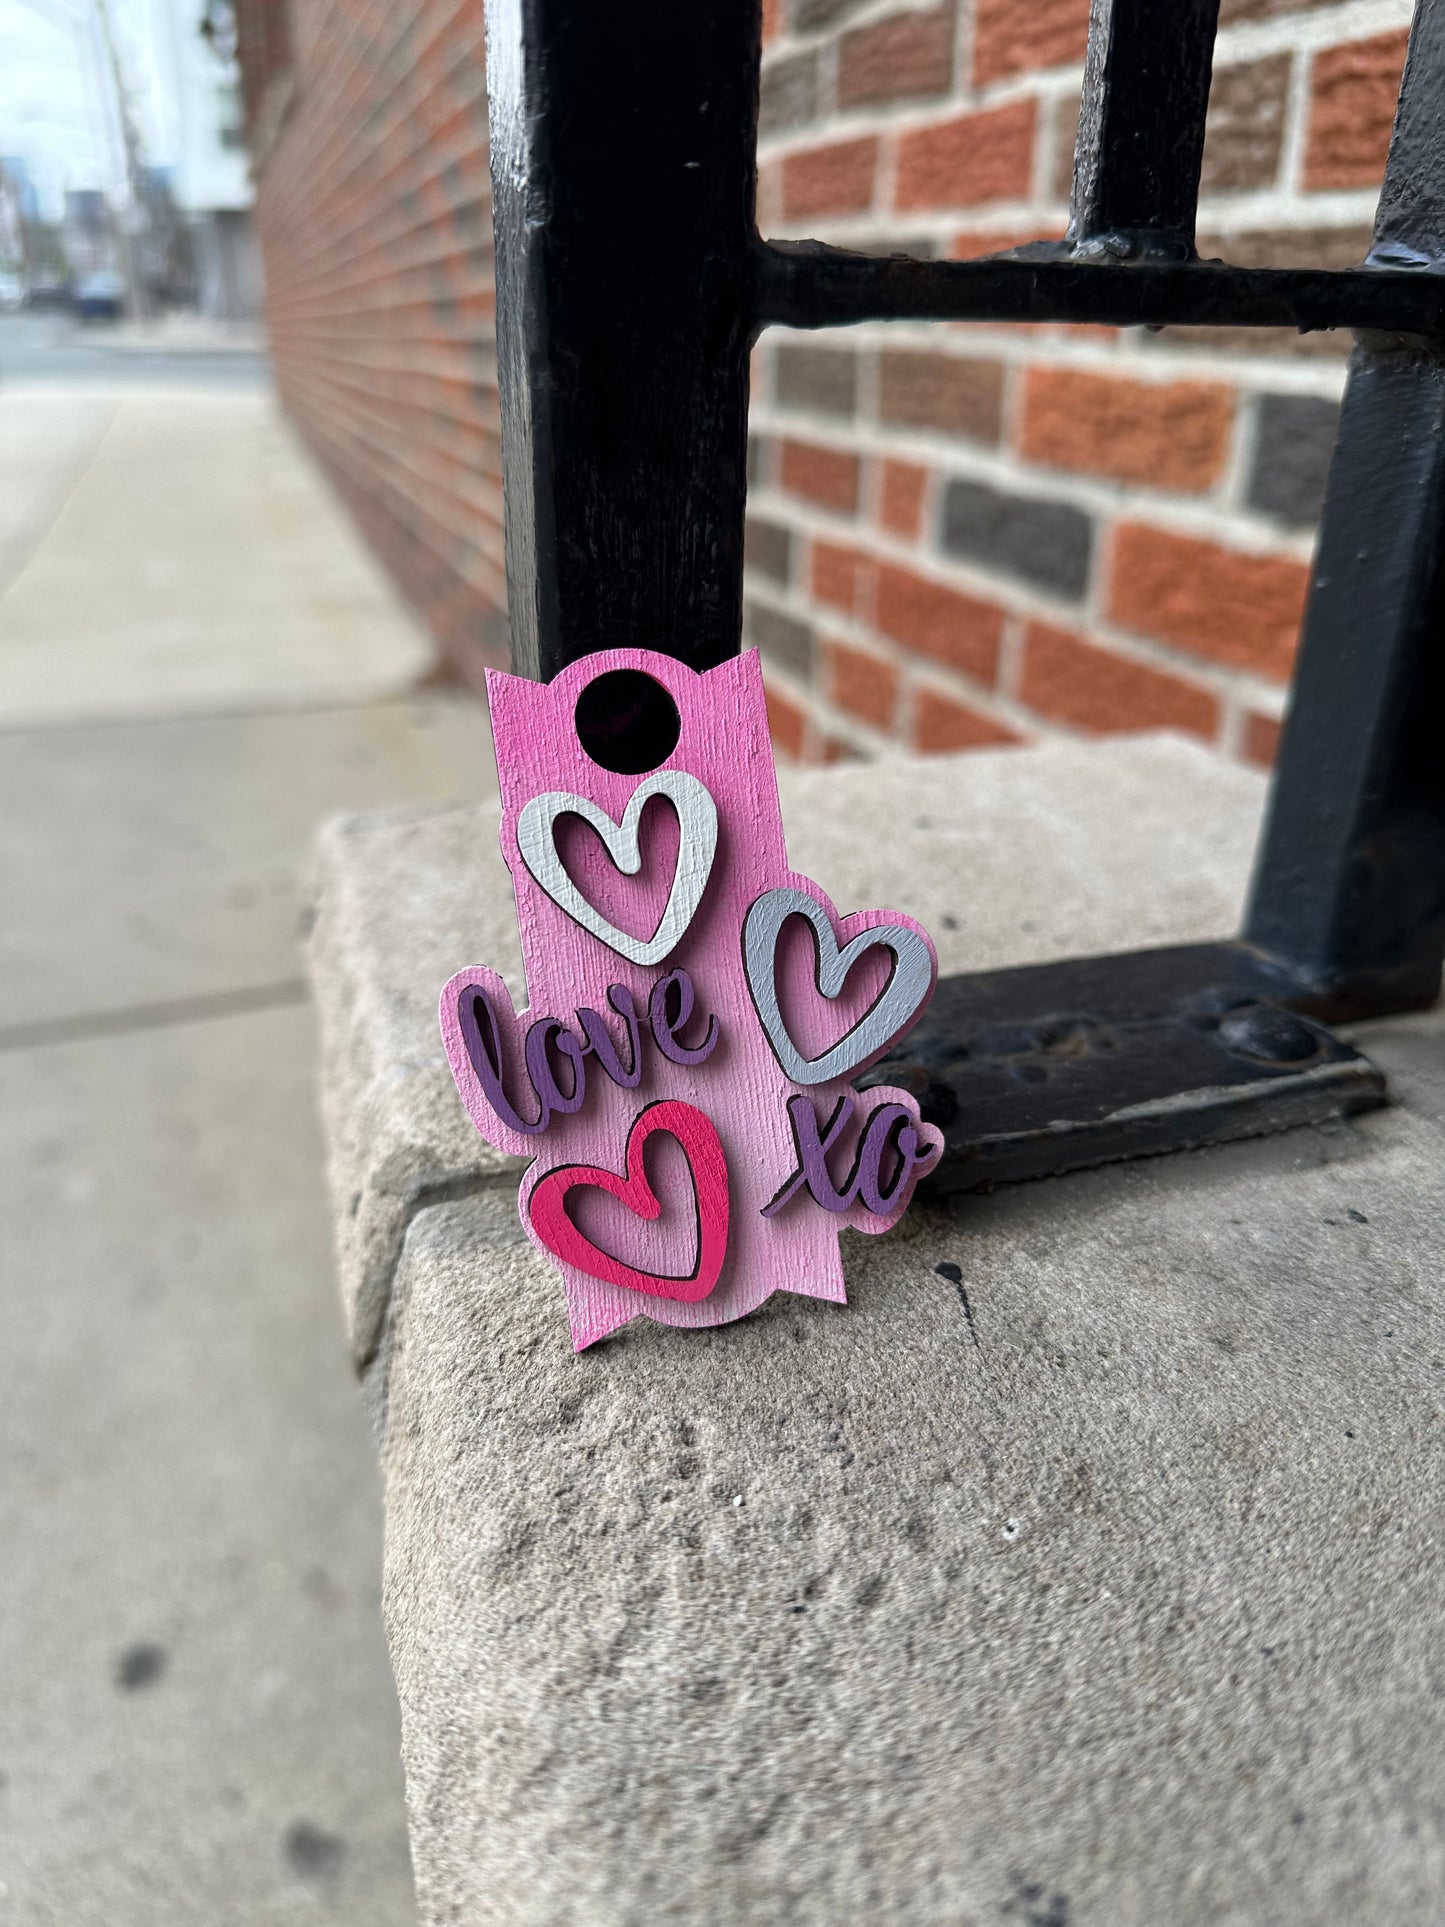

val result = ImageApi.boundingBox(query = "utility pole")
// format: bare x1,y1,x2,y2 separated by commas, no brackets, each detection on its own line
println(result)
92,0,151,319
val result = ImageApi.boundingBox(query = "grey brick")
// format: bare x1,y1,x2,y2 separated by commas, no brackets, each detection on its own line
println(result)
848,234,938,259
745,516,793,586
746,433,771,489
760,50,821,138
1199,55,1290,194
1195,224,1372,270
1050,92,1082,200
1247,393,1339,528
745,599,813,680
879,350,1003,443
941,479,1093,601
792,0,870,29
775,343,858,417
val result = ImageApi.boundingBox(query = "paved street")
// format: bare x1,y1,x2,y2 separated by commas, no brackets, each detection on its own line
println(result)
0,309,271,388
0,320,494,1923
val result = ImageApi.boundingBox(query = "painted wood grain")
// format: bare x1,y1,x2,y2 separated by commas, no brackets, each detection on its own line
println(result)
440,646,943,1349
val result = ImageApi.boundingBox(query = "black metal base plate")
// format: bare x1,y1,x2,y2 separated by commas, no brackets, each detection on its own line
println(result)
862,941,1388,1195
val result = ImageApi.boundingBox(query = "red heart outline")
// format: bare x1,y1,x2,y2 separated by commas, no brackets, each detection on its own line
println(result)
527,1100,729,1303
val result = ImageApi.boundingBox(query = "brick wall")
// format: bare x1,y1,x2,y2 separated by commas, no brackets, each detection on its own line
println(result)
238,0,1411,759
749,0,1411,766
237,0,509,684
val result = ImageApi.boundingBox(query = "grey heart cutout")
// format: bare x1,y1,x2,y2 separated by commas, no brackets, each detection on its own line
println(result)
742,887,934,1086
516,771,718,966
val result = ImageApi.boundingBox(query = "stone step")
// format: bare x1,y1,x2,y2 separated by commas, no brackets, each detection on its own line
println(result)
307,734,1445,1926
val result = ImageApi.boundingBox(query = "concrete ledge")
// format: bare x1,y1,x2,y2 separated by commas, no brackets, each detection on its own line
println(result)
307,736,1445,1923
307,799,526,1366
306,737,1266,1366
384,1119,1445,1925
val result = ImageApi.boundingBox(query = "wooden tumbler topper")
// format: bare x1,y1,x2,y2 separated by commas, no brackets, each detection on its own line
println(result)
440,646,943,1350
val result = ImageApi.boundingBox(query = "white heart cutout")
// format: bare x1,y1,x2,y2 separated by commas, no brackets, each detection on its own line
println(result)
743,887,935,1085
516,771,719,966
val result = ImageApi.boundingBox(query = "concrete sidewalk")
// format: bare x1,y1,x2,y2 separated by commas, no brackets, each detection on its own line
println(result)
0,381,432,722
0,366,493,1923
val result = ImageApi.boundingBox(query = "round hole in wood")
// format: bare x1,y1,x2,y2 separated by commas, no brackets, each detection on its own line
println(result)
574,668,681,774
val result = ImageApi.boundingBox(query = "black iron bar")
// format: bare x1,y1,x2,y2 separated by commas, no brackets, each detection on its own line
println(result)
1068,0,1221,259
484,0,759,681
870,940,1385,1194
755,243,1445,336
1371,0,1445,267
1244,0,1445,1019
478,0,1435,1189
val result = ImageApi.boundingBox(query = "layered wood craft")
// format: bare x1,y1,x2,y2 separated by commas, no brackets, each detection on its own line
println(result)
440,647,943,1349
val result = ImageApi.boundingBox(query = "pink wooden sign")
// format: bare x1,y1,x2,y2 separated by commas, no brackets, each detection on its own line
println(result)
439,646,943,1350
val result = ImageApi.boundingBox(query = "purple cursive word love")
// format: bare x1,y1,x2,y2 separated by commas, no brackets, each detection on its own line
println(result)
456,968,720,1138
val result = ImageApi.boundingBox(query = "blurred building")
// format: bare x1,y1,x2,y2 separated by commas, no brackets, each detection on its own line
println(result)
232,0,1407,762
164,0,259,319
0,159,66,302
0,162,26,283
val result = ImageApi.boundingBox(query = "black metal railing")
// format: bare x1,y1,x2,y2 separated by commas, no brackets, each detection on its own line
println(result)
481,0,1445,1189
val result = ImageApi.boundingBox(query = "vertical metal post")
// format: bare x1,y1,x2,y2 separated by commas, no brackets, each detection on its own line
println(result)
484,0,761,682
1245,0,1445,1018
1069,0,1221,259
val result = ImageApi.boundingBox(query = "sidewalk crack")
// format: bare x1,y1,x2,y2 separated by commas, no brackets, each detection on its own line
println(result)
0,979,307,1051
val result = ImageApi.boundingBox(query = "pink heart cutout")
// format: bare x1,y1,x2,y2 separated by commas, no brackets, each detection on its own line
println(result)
528,1100,729,1303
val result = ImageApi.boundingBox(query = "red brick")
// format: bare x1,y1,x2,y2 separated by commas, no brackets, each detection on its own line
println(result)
838,4,956,108
812,539,876,616
762,0,782,45
1243,710,1283,767
765,683,808,761
972,0,1090,86
913,689,1024,754
895,101,1036,213
1108,525,1309,680
826,640,900,731
875,562,1005,683
1304,32,1409,191
781,137,879,220
1020,369,1235,493
782,439,862,515
879,460,928,538
1020,621,1220,738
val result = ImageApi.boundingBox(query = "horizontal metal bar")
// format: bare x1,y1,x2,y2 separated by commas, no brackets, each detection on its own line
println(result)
861,940,1386,1194
756,241,1445,336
